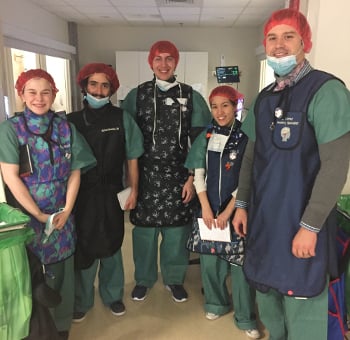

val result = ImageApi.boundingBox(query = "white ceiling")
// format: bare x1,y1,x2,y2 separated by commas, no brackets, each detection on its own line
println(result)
28,0,287,28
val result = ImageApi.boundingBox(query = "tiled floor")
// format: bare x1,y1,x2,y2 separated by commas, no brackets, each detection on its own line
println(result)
68,214,268,340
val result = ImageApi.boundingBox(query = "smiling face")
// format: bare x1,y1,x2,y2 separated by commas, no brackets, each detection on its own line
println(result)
20,77,56,115
151,53,177,81
265,24,305,64
210,95,236,127
86,72,111,98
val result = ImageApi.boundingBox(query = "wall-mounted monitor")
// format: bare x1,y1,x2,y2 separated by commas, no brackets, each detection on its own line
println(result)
216,66,240,83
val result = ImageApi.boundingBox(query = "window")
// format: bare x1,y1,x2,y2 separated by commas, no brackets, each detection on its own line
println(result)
259,59,275,91
4,48,71,117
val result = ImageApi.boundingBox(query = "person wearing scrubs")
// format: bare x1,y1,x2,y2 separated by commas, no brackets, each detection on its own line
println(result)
68,63,144,322
0,69,96,339
233,9,350,340
185,85,260,339
121,40,211,303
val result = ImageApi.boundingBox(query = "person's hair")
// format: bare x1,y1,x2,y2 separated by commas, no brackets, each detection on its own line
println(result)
263,8,312,53
76,63,120,95
15,69,59,96
209,85,244,105
148,40,180,68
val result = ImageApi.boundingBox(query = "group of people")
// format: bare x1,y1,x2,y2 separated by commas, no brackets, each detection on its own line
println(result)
1,7,350,340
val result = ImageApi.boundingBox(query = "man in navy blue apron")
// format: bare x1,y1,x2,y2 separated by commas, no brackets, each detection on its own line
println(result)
233,9,350,340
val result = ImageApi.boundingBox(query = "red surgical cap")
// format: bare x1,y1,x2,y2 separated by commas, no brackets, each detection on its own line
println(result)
148,40,180,68
263,8,312,53
76,63,120,95
209,85,244,104
15,69,59,96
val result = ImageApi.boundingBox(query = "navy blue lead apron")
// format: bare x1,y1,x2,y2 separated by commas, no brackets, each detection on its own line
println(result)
244,70,339,297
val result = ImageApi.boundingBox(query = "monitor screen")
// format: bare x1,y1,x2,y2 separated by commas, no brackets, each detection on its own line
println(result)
216,66,240,83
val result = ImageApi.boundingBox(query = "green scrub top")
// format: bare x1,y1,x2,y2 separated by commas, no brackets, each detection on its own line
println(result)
122,110,144,159
243,79,350,144
0,119,96,173
121,87,212,128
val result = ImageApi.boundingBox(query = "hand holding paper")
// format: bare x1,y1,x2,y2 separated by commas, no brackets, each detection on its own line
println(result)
117,187,132,210
197,218,231,242
43,208,64,243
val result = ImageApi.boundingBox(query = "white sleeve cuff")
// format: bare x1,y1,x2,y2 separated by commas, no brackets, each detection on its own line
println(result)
193,168,207,193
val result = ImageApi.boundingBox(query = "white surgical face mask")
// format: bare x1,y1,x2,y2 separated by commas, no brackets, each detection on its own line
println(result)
84,92,109,109
155,78,178,92
266,54,297,76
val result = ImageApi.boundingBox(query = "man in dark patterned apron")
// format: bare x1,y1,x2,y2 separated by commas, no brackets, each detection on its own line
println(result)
121,40,211,302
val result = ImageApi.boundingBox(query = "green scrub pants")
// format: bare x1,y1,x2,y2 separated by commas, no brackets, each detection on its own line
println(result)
132,225,190,287
256,284,328,340
200,254,258,330
74,249,124,313
46,255,74,332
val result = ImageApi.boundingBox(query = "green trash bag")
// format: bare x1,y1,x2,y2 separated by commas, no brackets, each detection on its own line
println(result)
337,194,350,318
0,203,34,340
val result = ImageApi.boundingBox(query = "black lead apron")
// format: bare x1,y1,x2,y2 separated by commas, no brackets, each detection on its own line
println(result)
68,104,125,269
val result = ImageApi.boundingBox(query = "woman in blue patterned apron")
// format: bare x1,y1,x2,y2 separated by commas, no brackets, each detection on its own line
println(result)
185,86,260,339
0,69,96,339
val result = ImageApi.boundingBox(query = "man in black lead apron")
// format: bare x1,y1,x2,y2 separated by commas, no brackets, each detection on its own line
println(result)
68,63,144,321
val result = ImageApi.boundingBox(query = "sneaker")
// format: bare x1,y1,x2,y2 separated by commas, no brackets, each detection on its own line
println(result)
245,329,261,339
165,284,188,302
72,311,86,323
110,300,126,316
205,312,220,320
131,285,147,301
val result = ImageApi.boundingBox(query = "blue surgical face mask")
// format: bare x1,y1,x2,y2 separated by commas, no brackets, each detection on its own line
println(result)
266,54,297,76
84,92,109,109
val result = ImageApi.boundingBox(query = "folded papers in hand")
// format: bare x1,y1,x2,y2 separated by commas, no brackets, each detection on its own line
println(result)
197,218,231,242
43,209,64,243
117,187,131,210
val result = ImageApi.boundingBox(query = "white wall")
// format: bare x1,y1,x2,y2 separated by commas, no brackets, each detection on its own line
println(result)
77,25,261,108
1,0,350,107
0,0,74,58
0,0,69,45
306,0,350,88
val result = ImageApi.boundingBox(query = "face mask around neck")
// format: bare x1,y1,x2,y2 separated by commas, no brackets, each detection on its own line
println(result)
266,54,297,77
84,92,109,109
155,78,178,92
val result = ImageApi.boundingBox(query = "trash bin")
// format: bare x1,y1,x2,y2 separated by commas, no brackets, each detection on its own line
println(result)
0,202,34,340
337,195,350,325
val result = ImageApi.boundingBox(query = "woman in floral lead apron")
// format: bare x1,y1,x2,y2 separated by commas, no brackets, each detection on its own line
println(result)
0,69,96,339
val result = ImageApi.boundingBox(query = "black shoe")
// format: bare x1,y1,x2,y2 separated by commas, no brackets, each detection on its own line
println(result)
58,330,69,340
110,300,126,316
131,285,147,301
72,311,86,323
165,284,188,302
